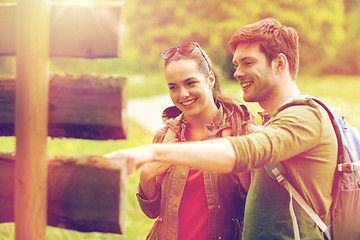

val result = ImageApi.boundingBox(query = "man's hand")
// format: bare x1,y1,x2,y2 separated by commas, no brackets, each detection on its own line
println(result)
104,144,155,175
104,137,179,175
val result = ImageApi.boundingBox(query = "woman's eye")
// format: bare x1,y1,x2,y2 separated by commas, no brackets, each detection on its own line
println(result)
244,61,253,66
169,85,177,90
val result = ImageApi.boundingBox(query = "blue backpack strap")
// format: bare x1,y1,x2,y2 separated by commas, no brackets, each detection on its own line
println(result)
291,94,344,164
265,93,343,175
264,162,285,180
264,94,322,177
274,94,344,165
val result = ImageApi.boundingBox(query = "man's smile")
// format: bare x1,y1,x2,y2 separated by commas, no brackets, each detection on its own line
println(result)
241,81,254,90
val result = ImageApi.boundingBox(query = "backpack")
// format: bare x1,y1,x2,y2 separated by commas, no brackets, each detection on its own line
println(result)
264,94,360,240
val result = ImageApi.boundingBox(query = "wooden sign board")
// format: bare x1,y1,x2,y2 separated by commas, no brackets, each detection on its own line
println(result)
0,152,126,234
0,73,127,139
0,3,15,56
0,2,125,58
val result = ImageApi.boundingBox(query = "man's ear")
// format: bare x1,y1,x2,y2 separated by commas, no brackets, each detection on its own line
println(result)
276,53,287,70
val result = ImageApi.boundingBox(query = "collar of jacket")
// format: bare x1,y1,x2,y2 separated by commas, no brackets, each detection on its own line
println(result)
161,103,231,138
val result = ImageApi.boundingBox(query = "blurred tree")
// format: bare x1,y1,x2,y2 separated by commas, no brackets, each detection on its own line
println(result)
320,0,360,75
1,0,357,76
123,0,351,76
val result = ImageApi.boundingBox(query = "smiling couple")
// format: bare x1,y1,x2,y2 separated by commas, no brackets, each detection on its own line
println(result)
106,18,337,240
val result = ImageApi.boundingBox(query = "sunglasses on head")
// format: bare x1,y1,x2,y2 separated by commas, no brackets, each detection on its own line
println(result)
161,42,211,72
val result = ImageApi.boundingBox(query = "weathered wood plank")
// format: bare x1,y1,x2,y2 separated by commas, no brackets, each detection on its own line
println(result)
0,4,15,56
0,2,125,58
0,73,127,139
0,152,126,234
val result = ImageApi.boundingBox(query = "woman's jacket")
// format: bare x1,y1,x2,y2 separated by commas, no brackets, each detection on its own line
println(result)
136,103,253,240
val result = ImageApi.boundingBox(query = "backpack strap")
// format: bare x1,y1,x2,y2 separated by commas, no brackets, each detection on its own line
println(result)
286,94,343,164
271,167,331,240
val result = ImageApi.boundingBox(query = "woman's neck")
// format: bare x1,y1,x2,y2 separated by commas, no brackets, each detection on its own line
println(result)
186,101,218,125
184,102,218,141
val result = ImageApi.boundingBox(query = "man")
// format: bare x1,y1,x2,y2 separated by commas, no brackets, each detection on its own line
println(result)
106,18,337,239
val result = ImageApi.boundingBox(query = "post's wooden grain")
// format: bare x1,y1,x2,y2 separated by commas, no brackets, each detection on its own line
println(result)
15,0,49,239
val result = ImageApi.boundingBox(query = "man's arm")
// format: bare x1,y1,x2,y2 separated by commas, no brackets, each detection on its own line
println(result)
153,138,236,171
106,103,325,175
105,138,237,175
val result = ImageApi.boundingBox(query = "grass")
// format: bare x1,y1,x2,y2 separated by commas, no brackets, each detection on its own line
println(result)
297,75,360,129
126,73,169,99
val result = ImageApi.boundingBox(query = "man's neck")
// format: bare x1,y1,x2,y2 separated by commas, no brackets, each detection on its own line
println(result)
260,86,301,115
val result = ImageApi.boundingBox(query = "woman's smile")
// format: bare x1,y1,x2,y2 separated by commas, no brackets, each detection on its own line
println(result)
180,98,197,107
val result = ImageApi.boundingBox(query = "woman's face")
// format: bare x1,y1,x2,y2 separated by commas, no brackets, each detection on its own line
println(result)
165,59,215,118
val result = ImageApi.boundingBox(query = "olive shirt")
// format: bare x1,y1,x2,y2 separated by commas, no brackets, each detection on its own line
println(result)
228,98,337,240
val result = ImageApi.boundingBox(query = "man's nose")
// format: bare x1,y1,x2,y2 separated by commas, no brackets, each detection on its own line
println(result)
233,66,245,81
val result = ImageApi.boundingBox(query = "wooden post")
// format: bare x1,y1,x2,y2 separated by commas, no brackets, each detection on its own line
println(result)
14,0,49,239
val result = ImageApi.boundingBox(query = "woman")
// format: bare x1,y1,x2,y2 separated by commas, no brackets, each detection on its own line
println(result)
136,42,254,240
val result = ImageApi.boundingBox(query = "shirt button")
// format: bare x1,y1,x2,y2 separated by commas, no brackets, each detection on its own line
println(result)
218,205,221,209
218,237,222,240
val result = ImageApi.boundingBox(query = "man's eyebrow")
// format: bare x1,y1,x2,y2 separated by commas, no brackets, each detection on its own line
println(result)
233,57,251,65
240,57,253,61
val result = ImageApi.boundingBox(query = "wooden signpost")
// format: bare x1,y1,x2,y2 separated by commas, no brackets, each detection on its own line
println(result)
15,1,50,239
0,1,127,239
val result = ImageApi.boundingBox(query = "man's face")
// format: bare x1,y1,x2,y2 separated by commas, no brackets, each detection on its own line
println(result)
232,43,278,104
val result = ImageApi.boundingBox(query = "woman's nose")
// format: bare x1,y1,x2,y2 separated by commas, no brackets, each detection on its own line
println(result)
180,87,190,98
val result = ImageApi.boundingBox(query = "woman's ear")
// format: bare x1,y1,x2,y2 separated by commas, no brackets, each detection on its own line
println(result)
208,71,215,88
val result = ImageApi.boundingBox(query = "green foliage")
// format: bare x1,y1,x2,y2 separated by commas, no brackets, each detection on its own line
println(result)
126,73,169,98
3,0,357,75
297,75,360,128
119,0,357,76
49,58,169,98
319,0,360,75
